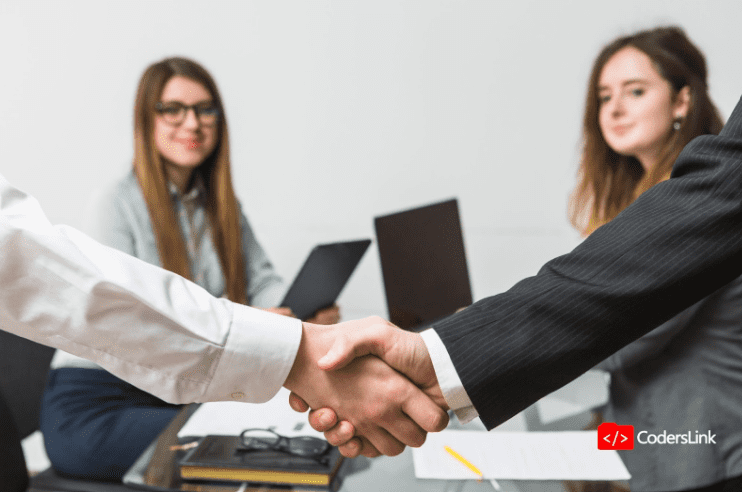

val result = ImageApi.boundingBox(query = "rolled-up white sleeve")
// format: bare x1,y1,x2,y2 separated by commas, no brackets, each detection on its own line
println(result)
203,303,301,403
0,173,302,404
421,328,479,423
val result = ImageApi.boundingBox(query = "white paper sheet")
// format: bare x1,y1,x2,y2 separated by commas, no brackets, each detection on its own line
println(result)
412,430,630,481
178,387,325,440
535,370,609,424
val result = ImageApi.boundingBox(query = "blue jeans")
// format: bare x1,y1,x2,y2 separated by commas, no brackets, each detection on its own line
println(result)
40,368,181,481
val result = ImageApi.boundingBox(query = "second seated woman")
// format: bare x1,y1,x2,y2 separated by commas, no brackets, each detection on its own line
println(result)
40,57,339,481
570,26,742,492
300,25,742,492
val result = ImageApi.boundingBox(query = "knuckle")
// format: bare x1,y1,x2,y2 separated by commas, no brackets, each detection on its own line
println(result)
337,421,355,440
429,409,450,432
364,403,386,422
397,420,426,448
325,432,343,447
339,446,355,458
407,430,426,448
385,381,409,404
384,441,405,457
342,438,362,458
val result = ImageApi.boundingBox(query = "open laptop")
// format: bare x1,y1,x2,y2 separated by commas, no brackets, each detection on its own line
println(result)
280,239,371,320
374,199,473,331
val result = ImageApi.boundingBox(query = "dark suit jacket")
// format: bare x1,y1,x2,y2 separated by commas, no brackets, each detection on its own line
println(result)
434,95,742,431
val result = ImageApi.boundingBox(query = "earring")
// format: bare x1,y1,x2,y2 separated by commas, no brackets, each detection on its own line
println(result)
673,117,682,131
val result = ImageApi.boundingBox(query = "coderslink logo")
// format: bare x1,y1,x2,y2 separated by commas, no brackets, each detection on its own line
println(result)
598,422,634,450
637,430,716,445
598,422,717,450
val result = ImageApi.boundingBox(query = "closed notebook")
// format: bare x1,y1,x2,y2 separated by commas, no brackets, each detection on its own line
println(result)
179,435,344,488
179,478,341,492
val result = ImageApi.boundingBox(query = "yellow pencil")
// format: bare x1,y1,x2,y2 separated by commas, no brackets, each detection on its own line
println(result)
444,445,483,479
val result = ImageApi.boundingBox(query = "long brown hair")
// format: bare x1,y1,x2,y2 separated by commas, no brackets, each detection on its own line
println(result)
570,26,723,235
133,57,247,304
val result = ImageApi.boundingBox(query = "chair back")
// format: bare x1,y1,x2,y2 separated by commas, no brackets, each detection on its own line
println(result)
0,386,30,492
0,330,55,439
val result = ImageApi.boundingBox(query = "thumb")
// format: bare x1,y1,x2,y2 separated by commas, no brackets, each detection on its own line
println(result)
317,329,386,371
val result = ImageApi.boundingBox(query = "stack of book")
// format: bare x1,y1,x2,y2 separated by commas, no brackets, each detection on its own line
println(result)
177,435,345,492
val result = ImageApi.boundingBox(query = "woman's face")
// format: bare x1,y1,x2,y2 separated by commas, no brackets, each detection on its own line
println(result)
597,46,688,171
154,76,219,182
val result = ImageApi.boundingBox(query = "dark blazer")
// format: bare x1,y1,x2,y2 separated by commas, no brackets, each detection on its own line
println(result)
434,95,742,431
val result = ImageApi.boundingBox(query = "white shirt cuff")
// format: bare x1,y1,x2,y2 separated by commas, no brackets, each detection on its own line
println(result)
420,328,479,424
203,304,302,403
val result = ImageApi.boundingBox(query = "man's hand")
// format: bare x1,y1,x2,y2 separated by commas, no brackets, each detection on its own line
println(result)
283,320,448,458
288,317,448,458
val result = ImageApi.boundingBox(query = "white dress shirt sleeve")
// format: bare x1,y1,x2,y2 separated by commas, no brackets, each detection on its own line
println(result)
420,328,479,423
0,173,302,404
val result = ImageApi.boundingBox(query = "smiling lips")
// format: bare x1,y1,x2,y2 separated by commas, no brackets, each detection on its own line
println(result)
176,138,203,150
611,124,632,136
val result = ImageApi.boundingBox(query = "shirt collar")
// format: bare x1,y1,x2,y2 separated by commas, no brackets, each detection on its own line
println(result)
168,174,205,203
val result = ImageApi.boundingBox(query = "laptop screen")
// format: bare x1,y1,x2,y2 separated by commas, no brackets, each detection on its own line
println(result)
374,199,473,331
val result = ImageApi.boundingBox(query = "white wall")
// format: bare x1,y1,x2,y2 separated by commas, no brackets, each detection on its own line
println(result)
1,1,741,319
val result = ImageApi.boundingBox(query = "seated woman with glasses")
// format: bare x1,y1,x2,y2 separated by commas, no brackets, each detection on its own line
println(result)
39,57,340,481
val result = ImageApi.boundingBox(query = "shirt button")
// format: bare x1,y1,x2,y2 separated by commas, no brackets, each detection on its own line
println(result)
231,392,245,400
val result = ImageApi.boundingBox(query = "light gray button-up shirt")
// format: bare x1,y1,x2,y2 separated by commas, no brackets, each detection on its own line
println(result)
52,171,286,371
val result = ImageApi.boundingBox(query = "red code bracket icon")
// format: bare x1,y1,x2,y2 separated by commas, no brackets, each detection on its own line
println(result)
598,422,634,450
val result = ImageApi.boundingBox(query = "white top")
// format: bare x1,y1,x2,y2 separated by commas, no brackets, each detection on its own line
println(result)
0,172,301,405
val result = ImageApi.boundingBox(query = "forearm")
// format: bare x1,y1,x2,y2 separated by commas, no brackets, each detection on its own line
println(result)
0,175,302,404
435,97,742,429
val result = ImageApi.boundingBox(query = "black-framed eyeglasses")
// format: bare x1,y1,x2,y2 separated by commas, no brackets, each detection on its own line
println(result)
238,428,331,464
155,101,220,126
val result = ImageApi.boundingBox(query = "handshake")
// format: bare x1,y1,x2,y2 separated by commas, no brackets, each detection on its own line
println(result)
282,317,451,459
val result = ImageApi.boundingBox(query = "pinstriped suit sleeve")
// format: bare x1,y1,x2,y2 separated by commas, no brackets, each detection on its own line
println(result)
434,95,742,431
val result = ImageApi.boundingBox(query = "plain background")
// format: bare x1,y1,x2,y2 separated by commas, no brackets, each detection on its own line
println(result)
1,1,741,319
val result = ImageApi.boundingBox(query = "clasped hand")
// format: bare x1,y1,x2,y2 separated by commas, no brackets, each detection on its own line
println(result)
282,317,449,458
